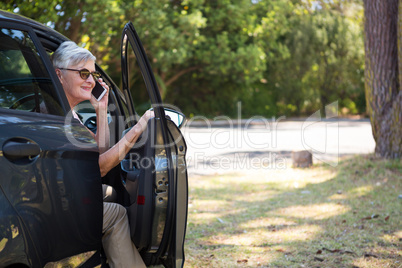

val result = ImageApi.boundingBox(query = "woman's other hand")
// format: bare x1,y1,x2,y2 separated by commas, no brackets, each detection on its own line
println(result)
135,110,155,134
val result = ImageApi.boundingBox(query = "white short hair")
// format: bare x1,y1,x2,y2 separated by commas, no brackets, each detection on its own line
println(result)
52,41,96,68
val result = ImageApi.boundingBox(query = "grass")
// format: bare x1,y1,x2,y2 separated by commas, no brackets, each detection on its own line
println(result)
184,154,402,268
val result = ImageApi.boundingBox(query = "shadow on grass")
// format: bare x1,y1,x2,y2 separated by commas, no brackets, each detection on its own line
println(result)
185,154,401,268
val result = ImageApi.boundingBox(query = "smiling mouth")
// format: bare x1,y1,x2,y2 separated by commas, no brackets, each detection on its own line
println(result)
82,87,92,91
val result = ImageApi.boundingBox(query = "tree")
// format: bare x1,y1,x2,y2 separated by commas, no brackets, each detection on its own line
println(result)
0,0,367,118
152,0,266,116
363,0,402,158
0,0,124,68
243,0,365,117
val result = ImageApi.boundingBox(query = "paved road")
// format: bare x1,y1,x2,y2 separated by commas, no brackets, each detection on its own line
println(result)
181,119,376,176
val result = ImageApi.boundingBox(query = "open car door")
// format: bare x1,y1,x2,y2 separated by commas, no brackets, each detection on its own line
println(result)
120,22,188,268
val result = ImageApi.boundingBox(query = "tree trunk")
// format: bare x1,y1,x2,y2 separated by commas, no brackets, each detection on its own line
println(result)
363,0,402,158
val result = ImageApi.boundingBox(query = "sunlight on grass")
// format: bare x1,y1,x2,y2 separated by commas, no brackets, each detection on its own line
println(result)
349,185,375,197
353,258,400,268
328,193,348,200
219,224,323,246
395,231,402,238
381,233,400,244
264,166,335,188
240,217,297,229
353,242,402,268
185,155,401,267
191,200,228,212
273,203,350,220
191,212,225,223
235,189,280,202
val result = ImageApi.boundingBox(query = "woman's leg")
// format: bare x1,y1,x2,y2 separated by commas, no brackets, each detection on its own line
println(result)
102,202,146,268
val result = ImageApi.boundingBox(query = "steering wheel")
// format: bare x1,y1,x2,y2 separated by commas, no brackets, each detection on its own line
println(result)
9,93,39,111
84,116,97,134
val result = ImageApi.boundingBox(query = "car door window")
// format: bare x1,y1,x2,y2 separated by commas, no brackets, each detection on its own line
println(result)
125,46,152,116
0,28,63,115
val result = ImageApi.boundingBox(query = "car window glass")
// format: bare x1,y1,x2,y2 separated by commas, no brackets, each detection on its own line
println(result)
127,42,152,117
101,76,131,125
0,28,63,115
115,87,130,120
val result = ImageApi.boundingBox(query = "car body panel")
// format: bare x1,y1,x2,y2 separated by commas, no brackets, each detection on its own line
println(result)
0,109,103,267
0,191,35,267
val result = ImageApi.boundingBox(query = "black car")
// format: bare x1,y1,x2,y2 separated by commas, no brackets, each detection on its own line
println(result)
0,10,188,268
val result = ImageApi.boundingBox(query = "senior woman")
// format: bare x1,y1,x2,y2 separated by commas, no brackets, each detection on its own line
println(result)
52,41,151,267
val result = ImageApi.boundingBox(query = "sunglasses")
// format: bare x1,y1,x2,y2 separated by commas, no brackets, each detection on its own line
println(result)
59,68,101,80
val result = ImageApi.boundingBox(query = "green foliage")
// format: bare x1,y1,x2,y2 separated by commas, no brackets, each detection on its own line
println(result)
242,0,365,117
0,0,366,118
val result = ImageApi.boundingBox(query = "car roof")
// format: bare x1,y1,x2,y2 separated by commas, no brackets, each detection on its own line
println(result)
0,9,68,50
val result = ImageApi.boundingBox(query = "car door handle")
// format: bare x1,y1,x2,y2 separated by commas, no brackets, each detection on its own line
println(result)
3,140,41,161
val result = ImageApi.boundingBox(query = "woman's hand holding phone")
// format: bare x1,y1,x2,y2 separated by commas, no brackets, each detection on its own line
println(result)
90,78,109,112
92,80,108,101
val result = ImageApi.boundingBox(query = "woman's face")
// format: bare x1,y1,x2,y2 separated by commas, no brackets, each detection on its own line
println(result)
57,59,96,108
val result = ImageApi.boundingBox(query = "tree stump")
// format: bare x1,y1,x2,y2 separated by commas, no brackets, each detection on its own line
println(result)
292,150,313,168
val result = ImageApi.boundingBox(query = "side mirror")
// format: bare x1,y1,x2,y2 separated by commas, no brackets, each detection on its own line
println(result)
164,108,186,129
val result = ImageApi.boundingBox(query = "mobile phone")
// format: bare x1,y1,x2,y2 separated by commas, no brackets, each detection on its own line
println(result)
92,81,107,101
